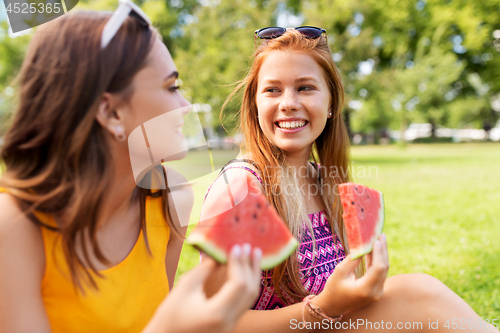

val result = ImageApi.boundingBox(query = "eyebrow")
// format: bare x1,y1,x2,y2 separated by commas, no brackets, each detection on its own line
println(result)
164,71,179,81
262,76,320,85
295,76,320,83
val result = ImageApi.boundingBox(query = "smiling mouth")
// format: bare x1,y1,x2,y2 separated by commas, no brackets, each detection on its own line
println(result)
275,120,308,130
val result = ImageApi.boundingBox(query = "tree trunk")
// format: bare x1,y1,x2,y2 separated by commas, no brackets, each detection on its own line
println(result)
430,121,436,141
399,112,408,147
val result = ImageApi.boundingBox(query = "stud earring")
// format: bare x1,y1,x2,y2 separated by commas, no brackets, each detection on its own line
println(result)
328,112,332,116
115,125,126,142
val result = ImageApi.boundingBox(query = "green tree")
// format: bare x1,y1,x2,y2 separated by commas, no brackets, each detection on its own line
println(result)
173,0,281,133
0,21,31,133
303,0,500,139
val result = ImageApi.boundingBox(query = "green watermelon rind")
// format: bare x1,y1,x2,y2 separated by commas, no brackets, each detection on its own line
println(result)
187,232,299,270
349,190,385,260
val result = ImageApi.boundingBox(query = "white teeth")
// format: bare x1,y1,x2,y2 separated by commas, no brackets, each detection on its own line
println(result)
277,120,306,129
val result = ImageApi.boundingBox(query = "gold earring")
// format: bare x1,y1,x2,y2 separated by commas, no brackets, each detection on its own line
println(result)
115,125,126,142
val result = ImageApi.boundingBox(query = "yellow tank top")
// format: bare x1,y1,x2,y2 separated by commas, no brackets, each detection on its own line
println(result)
2,189,170,333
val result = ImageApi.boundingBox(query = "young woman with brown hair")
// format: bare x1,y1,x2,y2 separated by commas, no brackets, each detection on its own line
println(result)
0,3,261,333
201,27,498,332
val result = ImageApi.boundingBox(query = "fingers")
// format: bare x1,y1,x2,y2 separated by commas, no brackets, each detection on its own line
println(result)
365,233,387,269
370,234,388,271
251,247,263,283
360,235,389,294
365,251,372,270
211,244,262,315
379,233,389,267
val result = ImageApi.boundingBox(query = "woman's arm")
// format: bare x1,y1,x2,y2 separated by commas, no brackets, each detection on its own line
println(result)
201,167,390,333
164,224,187,291
144,246,262,333
0,194,52,333
164,164,193,290
202,252,326,333
202,237,389,333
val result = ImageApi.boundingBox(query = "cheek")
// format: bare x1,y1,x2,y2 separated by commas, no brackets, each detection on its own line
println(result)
256,100,274,123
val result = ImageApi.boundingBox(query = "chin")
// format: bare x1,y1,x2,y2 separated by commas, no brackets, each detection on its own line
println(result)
165,143,189,161
171,149,189,161
274,142,310,155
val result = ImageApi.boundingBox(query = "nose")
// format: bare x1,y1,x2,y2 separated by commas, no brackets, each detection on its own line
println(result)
179,94,191,115
279,89,300,112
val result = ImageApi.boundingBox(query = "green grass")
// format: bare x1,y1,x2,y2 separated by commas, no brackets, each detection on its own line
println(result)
175,142,500,319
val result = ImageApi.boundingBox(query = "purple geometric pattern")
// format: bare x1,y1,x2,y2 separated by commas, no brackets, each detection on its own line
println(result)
251,210,346,310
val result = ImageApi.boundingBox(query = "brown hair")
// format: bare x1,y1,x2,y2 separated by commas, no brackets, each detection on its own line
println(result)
223,30,354,303
0,11,176,291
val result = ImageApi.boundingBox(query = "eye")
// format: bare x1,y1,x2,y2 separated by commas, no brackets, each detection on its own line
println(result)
298,85,315,92
169,85,180,92
264,87,280,93
165,78,181,92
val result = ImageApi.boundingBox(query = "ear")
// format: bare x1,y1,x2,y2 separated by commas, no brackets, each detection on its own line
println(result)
327,106,333,118
95,92,126,135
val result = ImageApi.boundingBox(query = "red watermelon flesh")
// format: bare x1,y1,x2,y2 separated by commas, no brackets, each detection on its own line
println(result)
187,173,298,269
339,183,384,260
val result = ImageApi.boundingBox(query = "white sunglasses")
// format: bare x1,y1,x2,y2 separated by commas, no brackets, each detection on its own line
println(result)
101,0,152,50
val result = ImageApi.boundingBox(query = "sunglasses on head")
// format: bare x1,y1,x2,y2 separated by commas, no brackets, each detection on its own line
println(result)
255,26,326,40
101,0,151,50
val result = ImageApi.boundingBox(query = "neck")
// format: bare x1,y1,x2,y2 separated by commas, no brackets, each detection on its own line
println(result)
283,145,313,179
98,141,139,229
54,143,139,229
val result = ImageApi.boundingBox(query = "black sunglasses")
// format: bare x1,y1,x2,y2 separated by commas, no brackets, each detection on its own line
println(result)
255,26,326,40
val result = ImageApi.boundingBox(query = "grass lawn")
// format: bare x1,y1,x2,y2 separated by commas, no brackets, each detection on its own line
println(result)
175,142,500,319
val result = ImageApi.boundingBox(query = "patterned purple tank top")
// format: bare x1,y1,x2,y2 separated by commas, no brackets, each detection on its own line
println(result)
204,160,346,310
252,209,346,310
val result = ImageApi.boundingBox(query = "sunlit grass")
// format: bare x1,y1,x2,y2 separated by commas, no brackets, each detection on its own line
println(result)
175,142,500,318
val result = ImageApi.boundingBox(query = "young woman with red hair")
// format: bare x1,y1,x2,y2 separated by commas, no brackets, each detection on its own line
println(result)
201,27,498,332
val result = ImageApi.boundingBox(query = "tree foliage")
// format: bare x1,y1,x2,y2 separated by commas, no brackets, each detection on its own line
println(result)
303,0,500,137
0,0,499,138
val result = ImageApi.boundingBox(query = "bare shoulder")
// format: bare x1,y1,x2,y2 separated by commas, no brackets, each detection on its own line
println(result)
0,193,50,332
201,157,264,222
229,154,262,174
162,164,193,229
0,193,45,267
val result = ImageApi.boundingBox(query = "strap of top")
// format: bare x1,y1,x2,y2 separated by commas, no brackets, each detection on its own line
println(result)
203,159,321,202
203,159,263,202
217,159,320,183
218,159,263,183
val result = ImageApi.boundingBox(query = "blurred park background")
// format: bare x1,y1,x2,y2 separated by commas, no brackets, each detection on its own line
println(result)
1,0,499,319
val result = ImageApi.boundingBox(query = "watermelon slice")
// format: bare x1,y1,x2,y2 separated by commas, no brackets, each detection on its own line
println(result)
339,183,384,260
187,173,298,269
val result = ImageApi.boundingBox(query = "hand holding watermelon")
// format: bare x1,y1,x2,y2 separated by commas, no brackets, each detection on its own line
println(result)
311,233,389,319
146,244,262,333
312,182,388,318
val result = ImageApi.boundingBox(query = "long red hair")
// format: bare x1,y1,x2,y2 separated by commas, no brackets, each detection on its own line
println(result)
223,29,354,302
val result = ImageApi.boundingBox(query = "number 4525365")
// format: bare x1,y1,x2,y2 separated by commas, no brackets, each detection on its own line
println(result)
443,319,498,330
6,2,62,14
